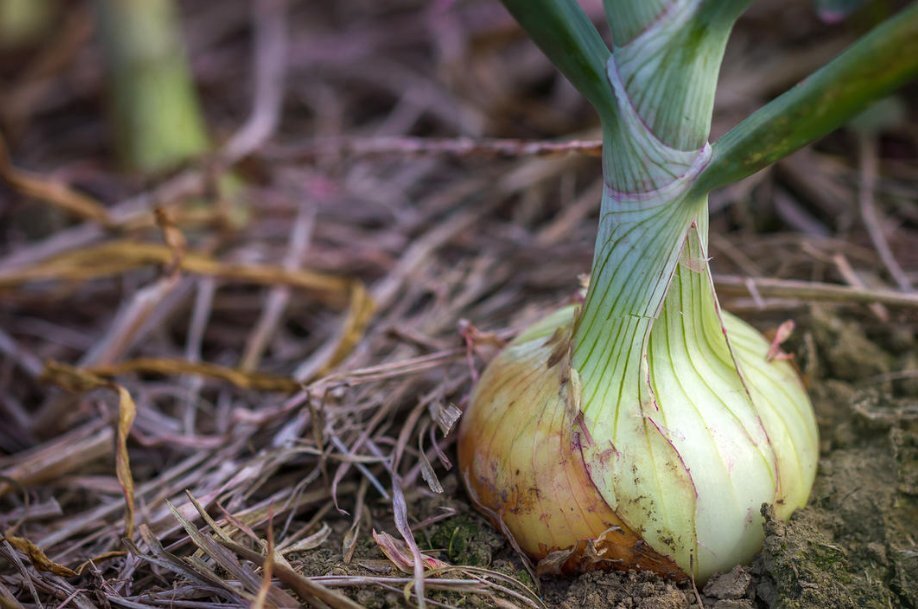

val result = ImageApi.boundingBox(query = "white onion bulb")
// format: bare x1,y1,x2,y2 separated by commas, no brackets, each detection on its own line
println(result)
458,220,818,583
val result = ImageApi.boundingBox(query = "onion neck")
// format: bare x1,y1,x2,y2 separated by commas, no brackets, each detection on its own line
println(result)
572,0,744,406
600,0,749,194
571,180,708,425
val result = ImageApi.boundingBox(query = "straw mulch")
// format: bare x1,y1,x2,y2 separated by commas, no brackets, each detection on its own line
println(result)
0,1,915,607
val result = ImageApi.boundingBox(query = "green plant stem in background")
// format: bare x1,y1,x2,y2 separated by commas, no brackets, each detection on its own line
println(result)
95,0,209,172
0,0,52,48
693,2,918,195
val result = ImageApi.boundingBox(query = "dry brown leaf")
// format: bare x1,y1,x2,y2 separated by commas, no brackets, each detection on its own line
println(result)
114,385,137,538
534,547,575,577
280,523,332,555
316,281,376,376
430,402,462,435
251,516,275,609
42,359,113,392
3,533,77,577
88,357,300,392
372,529,449,574
153,207,188,275
41,361,137,538
220,538,365,609
0,240,352,305
75,550,128,575
166,501,299,606
766,319,796,362
0,135,113,227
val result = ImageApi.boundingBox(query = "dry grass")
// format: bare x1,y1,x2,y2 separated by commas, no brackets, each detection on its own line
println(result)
0,0,915,608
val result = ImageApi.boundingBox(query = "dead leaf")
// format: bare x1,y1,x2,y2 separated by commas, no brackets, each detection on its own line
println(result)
87,357,300,392
766,319,796,362
372,530,449,574
0,135,113,227
316,281,376,376
114,385,137,538
0,240,353,306
535,547,575,577
41,361,137,538
154,207,187,275
281,523,332,555
3,533,77,577
430,402,462,435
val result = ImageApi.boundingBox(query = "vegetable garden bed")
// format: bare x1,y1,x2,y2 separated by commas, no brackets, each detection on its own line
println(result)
0,1,915,607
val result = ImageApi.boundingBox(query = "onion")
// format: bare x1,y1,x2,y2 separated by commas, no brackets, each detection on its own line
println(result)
458,217,818,582
457,52,821,577
455,0,915,584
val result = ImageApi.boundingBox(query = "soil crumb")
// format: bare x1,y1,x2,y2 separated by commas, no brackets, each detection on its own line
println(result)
542,566,761,609
543,570,695,609
746,308,917,609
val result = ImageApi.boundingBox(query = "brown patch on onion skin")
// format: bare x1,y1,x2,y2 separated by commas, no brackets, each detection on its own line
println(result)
457,311,686,581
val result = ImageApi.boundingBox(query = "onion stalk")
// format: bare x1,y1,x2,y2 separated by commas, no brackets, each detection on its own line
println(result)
458,0,918,582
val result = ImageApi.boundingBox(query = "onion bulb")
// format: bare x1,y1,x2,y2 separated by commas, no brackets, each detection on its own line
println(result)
457,216,819,583
458,0,822,584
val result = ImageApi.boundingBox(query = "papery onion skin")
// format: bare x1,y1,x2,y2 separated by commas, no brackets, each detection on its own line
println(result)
457,306,685,578
458,281,818,582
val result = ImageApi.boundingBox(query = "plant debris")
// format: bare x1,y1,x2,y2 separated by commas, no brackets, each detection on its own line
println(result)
0,0,915,608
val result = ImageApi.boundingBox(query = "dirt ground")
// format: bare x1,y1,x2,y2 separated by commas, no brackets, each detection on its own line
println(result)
0,1,916,608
